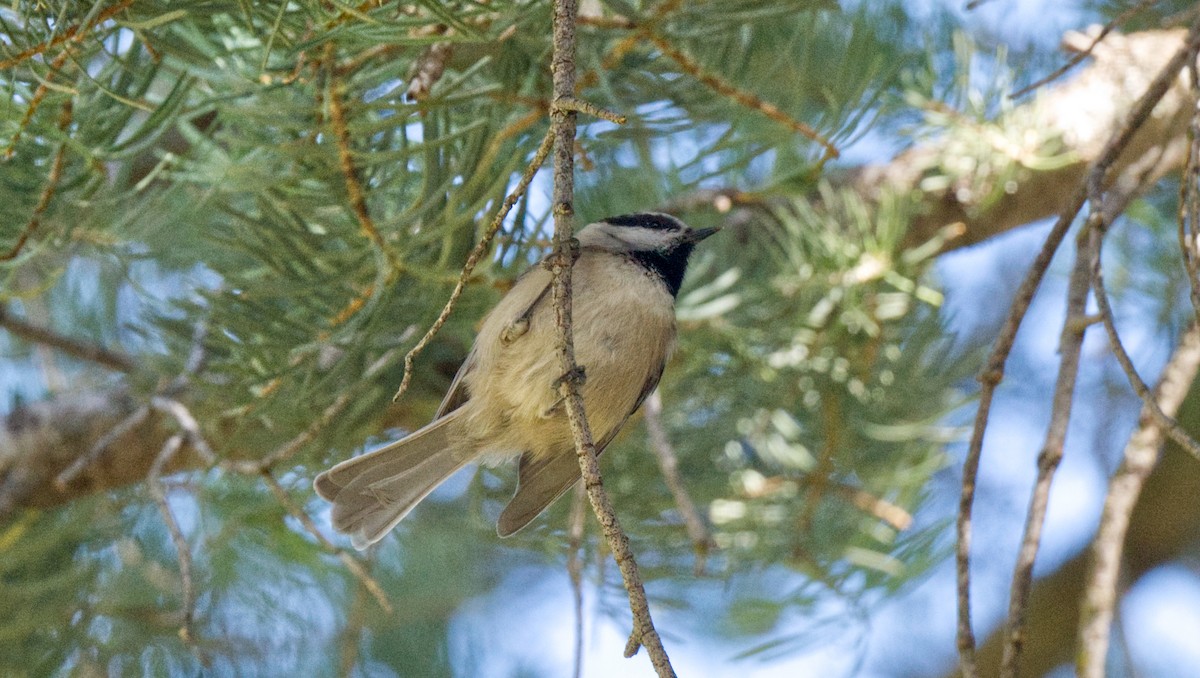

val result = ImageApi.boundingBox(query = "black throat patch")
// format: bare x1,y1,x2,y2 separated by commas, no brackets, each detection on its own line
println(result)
629,242,695,297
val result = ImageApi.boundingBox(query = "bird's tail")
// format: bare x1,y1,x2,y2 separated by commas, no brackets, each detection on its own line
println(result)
314,411,470,549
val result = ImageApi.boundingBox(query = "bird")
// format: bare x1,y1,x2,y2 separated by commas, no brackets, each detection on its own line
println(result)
314,213,718,549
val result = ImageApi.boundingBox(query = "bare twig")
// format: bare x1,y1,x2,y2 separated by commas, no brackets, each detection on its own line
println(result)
567,484,588,678
641,31,838,161
55,405,152,489
547,1,674,675
1091,247,1200,461
54,327,211,490
555,97,627,124
1012,0,1162,99
146,435,197,645
2,100,73,260
150,397,219,466
644,391,713,575
0,304,136,373
1180,74,1200,324
327,50,398,269
999,213,1101,678
956,20,1200,678
261,472,393,614
1076,324,1200,677
391,128,555,402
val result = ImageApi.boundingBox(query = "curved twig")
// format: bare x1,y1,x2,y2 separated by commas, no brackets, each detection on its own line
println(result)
391,128,555,403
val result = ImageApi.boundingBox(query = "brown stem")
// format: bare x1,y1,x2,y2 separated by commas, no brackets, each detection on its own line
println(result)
0,304,135,373
644,391,713,575
567,484,588,678
998,219,1100,678
547,1,675,675
1076,324,1200,677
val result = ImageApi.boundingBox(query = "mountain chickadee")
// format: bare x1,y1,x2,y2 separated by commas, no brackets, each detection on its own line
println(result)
314,213,718,548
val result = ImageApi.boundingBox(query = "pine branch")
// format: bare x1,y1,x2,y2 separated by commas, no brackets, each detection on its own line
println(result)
852,26,1200,255
956,20,1200,678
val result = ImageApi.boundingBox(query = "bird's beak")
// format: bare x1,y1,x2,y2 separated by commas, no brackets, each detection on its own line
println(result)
682,227,720,244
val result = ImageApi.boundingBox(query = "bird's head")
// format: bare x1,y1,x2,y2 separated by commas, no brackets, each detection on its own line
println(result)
578,213,719,296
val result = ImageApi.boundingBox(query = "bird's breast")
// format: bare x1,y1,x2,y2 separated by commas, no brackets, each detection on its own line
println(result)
463,252,676,457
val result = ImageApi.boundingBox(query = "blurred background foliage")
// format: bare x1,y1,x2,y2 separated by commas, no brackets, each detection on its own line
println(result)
0,1,1192,676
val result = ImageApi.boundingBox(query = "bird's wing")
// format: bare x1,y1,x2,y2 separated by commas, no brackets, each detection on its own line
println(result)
495,362,667,537
434,348,475,419
434,276,553,420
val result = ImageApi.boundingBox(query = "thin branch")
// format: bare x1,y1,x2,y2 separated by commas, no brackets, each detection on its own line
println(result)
644,391,713,576
568,484,588,678
554,97,626,124
1091,247,1200,461
640,30,838,161
999,213,1101,678
54,405,152,490
955,20,1200,678
150,397,219,466
5,34,75,158
227,391,353,474
0,304,136,373
326,43,398,269
146,434,197,646
582,6,837,159
1179,64,1200,325
261,471,394,614
391,128,555,402
1011,0,1161,99
548,1,674,676
2,99,73,260
1077,324,1200,678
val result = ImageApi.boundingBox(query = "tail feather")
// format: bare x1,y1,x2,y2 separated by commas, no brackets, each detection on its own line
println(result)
313,412,469,549
496,451,582,537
